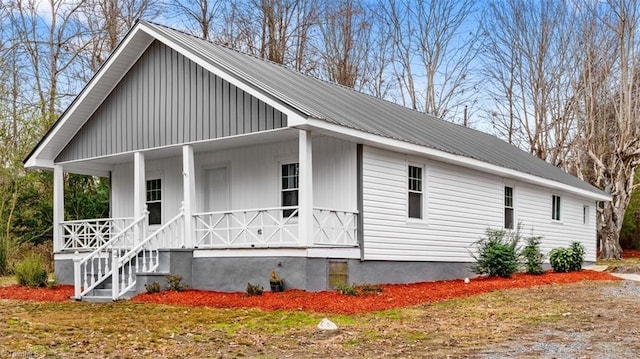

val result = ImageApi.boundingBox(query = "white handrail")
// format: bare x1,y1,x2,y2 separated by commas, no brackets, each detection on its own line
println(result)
73,215,146,299
113,211,184,299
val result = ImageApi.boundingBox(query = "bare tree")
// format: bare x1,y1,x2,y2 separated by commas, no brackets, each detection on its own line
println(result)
385,0,480,123
481,0,580,166
318,0,371,88
80,0,163,74
171,0,224,40
573,0,640,259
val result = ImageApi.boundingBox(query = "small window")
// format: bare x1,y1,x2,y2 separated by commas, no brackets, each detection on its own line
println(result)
146,179,162,225
504,186,514,229
408,165,423,219
282,163,299,217
552,195,561,221
583,205,589,224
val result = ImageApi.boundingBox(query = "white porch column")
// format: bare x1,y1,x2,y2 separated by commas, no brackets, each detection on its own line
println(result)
53,165,64,252
133,152,146,241
298,130,313,246
182,145,196,248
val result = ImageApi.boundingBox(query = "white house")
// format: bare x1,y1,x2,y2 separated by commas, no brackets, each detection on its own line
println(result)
25,21,610,301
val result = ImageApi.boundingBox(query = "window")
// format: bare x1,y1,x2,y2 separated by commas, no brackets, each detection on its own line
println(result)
281,163,299,217
552,195,561,221
408,165,423,219
504,186,514,229
583,205,589,224
146,179,162,225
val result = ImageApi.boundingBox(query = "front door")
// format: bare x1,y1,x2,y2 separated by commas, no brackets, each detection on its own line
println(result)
205,167,229,212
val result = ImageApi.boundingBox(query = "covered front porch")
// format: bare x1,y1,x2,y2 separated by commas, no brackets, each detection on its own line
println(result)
52,129,360,299
55,129,359,253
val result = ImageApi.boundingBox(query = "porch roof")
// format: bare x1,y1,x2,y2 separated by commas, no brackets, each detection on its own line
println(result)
25,20,609,201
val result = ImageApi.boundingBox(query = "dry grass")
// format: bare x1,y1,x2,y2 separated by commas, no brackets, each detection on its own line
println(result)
0,276,16,287
0,280,634,358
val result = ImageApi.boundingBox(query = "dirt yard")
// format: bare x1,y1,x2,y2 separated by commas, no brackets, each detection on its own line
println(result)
1,279,640,358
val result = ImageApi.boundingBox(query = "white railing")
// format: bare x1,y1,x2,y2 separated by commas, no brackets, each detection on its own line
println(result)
194,207,300,248
112,211,184,299
61,217,133,250
313,208,358,246
73,215,146,299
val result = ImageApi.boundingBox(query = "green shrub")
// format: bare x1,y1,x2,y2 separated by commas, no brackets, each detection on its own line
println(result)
145,281,161,293
165,274,188,292
522,236,544,274
569,242,585,271
245,282,263,296
549,242,585,273
470,228,520,278
336,282,359,296
14,254,48,287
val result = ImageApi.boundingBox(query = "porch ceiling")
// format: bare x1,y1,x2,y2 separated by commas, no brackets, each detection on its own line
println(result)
59,128,299,177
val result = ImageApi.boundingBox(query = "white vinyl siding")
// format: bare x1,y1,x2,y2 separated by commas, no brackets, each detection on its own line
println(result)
362,146,502,262
361,146,597,263
111,136,356,219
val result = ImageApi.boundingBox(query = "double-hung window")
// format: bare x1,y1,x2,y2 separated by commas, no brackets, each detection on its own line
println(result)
552,195,561,221
408,165,423,219
146,179,162,225
282,163,299,217
504,186,514,229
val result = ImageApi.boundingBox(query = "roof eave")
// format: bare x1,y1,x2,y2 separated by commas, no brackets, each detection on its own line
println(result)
298,118,611,202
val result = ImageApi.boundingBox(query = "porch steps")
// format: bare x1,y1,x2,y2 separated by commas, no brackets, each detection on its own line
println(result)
78,253,158,302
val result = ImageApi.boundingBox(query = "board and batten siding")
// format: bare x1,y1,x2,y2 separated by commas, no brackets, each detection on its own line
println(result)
361,146,598,262
57,40,286,162
111,136,356,219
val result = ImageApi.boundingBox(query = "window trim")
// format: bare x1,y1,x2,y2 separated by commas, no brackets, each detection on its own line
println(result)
551,194,561,222
280,161,299,218
504,185,515,230
583,205,589,225
146,177,163,226
407,163,426,222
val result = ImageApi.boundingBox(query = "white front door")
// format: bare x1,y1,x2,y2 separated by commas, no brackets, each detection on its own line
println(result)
205,167,229,211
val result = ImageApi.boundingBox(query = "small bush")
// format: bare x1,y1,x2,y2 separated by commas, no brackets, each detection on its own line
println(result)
145,281,162,294
245,282,263,296
470,228,520,278
337,282,359,296
46,274,58,289
522,236,544,275
549,242,585,273
14,254,48,287
569,242,585,271
360,283,384,295
165,274,188,292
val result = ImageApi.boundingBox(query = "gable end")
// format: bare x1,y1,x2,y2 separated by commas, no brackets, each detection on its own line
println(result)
56,41,287,162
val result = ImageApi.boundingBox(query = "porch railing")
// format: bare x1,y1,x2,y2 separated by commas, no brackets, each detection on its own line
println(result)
112,211,184,299
61,217,133,250
73,215,145,299
194,207,300,248
312,208,358,246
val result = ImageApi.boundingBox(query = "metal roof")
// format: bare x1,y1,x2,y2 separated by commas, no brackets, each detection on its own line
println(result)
24,20,607,198
144,21,606,198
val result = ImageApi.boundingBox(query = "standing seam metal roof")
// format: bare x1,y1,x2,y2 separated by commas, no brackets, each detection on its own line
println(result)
145,21,605,196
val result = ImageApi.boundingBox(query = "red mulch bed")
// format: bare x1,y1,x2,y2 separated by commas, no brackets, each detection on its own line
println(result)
623,249,640,259
0,284,74,302
132,270,619,314
0,271,620,313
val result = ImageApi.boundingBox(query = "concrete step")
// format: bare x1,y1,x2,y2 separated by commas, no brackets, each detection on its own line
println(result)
81,289,137,303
